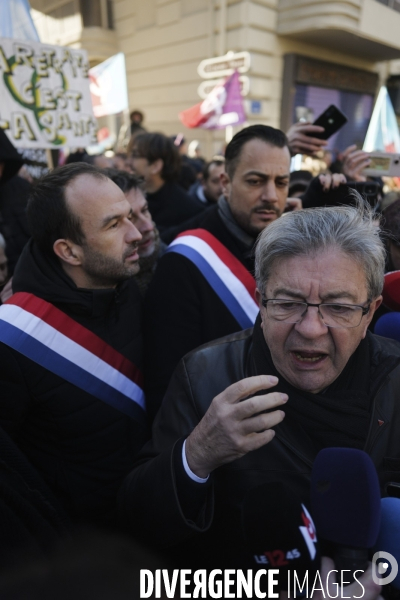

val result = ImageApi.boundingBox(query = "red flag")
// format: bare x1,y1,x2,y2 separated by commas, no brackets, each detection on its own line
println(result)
180,71,246,130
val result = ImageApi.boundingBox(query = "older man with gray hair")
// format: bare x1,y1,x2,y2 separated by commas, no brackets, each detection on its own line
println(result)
120,201,400,582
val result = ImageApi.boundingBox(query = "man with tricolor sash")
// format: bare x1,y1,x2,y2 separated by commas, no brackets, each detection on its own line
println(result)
144,125,293,420
0,163,148,528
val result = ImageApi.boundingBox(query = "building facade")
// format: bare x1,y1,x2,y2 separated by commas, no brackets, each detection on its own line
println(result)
30,0,400,155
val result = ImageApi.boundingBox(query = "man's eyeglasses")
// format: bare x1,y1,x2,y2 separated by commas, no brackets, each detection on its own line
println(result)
261,298,371,329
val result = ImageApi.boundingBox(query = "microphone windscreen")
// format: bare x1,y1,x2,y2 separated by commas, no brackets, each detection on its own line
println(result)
382,271,400,311
373,497,400,590
374,313,400,343
311,448,381,548
242,482,320,591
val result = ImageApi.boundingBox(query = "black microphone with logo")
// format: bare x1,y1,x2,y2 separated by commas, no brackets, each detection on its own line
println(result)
241,481,320,595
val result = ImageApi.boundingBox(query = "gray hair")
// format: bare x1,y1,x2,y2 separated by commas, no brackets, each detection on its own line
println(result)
255,200,386,300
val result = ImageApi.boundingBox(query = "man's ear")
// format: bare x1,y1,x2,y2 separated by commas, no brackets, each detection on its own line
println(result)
150,158,163,176
255,288,265,325
361,295,383,338
53,239,83,266
220,171,231,198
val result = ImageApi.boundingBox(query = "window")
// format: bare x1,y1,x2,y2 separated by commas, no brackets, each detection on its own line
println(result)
80,0,101,27
106,0,114,29
79,0,114,29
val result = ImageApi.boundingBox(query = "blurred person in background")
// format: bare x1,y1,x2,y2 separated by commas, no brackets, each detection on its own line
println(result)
170,133,202,191
131,132,203,241
65,149,87,164
65,151,113,169
87,154,114,169
105,168,166,296
382,198,400,271
187,139,206,170
380,189,400,212
0,129,31,276
129,109,146,139
112,152,134,173
189,158,225,208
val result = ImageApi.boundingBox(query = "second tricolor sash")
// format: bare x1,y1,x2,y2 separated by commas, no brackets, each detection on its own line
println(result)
0,292,146,422
167,229,258,329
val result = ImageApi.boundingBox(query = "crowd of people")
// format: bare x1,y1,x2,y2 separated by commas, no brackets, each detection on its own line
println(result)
0,110,399,598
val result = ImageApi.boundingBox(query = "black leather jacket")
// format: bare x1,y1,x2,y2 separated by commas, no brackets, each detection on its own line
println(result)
120,328,400,563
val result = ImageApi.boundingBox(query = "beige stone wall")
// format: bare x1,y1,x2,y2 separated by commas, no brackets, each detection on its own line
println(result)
28,0,400,157
113,0,219,153
113,0,381,155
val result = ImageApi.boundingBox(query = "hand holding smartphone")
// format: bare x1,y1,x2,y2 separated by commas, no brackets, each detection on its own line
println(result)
307,105,348,140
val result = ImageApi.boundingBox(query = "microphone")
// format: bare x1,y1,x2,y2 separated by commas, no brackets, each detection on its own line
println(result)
373,497,400,589
382,270,400,311
374,312,400,343
311,448,381,584
241,482,320,594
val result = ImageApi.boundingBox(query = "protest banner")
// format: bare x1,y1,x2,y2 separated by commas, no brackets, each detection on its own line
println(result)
0,37,97,149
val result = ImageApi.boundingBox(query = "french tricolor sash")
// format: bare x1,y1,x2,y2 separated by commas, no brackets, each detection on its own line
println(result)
167,229,258,329
0,292,146,422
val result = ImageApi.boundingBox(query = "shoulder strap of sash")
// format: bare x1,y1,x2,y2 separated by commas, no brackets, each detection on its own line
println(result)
167,229,258,329
0,292,146,422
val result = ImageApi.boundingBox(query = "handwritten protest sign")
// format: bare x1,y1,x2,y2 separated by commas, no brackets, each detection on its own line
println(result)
0,37,98,149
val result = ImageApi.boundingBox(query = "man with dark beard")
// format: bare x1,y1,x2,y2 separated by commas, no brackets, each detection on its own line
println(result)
104,169,166,297
0,163,148,529
144,125,293,420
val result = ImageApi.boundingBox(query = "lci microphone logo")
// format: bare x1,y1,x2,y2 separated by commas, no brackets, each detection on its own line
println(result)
372,551,399,585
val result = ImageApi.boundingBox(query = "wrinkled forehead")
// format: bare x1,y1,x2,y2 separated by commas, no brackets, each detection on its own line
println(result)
264,250,369,302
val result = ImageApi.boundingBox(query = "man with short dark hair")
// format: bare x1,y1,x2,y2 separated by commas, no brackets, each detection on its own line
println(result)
144,125,293,418
131,132,203,240
0,163,147,527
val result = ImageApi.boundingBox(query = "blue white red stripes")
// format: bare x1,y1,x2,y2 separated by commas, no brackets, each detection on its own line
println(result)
167,229,258,329
0,292,145,421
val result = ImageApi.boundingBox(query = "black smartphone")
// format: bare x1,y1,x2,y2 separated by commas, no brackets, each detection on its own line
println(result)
301,178,380,209
308,105,348,140
347,180,381,208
